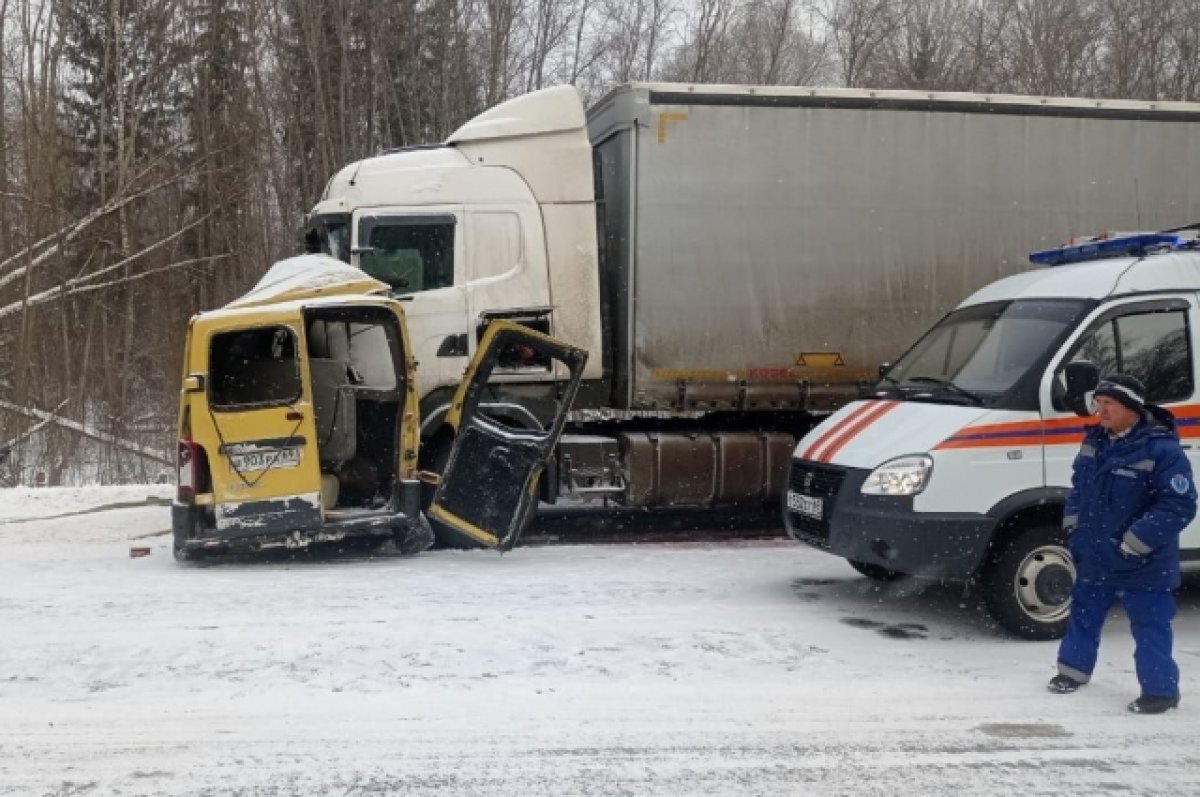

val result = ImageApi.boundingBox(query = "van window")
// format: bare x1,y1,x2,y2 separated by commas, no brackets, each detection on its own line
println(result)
209,326,301,408
1071,309,1193,402
357,215,455,295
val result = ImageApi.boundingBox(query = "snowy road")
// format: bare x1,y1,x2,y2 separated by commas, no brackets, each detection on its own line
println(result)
3,487,1200,796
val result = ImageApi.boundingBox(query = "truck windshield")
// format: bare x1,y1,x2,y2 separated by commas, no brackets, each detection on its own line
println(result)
881,299,1090,406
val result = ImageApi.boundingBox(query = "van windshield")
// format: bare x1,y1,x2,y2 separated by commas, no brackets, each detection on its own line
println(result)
880,299,1091,407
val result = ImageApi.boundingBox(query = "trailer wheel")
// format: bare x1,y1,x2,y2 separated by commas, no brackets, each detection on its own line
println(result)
846,558,908,582
980,523,1074,640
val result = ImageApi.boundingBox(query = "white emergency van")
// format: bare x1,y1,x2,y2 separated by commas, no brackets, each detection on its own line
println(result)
784,229,1200,639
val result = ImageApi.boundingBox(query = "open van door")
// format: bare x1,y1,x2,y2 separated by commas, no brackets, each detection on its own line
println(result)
428,321,587,550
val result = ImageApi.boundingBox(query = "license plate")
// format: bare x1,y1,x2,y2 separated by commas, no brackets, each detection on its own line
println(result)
229,448,301,473
787,491,823,519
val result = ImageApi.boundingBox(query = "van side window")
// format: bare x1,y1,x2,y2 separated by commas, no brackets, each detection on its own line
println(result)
1071,309,1193,403
357,215,455,296
209,326,301,408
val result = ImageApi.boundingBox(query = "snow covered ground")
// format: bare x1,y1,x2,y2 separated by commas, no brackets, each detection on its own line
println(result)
3,486,1200,796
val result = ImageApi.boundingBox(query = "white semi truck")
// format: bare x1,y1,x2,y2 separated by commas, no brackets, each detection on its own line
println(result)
304,83,1200,514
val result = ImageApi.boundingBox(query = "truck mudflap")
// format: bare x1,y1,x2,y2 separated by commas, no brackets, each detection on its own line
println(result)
783,461,997,580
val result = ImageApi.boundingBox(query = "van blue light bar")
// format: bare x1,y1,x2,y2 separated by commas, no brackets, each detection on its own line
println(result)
1029,233,1186,266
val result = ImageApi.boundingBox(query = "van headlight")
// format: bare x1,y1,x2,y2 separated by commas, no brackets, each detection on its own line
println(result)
861,455,933,496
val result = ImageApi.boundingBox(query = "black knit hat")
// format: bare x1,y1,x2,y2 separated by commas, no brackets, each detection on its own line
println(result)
1093,374,1147,415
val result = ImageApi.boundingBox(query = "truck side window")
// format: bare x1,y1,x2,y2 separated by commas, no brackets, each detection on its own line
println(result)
209,326,301,408
1067,309,1193,403
357,215,455,296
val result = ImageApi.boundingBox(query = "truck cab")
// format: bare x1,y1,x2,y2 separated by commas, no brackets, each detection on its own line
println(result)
784,230,1200,639
305,86,604,443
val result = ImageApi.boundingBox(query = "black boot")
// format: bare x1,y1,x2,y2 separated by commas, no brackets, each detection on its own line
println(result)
1047,674,1084,694
1127,694,1180,714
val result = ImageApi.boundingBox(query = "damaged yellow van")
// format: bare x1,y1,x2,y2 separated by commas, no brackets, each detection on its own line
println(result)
171,254,586,560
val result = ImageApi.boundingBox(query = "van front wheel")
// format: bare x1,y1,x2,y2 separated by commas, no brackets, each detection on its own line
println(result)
981,523,1074,640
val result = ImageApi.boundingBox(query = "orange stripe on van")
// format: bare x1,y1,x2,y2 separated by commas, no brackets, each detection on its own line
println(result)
935,405,1200,451
815,401,901,463
799,402,879,460
935,433,1049,451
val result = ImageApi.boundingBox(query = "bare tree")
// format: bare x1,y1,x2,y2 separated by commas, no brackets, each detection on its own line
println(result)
1097,0,1175,99
483,0,523,104
1167,0,1200,100
997,0,1105,96
823,0,898,87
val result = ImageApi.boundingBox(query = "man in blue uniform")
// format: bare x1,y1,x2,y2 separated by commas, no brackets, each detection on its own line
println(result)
1048,374,1197,713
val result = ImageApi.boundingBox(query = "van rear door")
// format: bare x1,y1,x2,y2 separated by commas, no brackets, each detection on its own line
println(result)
191,311,323,534
428,321,587,550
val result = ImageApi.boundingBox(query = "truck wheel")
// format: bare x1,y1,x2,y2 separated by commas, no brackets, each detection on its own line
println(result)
846,558,907,582
980,523,1074,640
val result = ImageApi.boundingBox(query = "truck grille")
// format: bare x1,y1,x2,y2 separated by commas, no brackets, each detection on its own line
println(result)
787,461,846,542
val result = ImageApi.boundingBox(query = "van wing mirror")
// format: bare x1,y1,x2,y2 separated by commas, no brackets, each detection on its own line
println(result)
183,374,206,393
1063,361,1099,417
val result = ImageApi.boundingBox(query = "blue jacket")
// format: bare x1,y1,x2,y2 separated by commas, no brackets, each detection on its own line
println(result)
1064,405,1197,590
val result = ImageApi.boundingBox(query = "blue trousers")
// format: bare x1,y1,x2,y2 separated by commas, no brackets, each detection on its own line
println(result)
1057,582,1179,698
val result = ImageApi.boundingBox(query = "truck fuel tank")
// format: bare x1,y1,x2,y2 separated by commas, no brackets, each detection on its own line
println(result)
558,431,793,507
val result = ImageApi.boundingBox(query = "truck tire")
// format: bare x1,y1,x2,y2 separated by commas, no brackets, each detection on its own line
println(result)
980,523,1074,640
846,558,908,582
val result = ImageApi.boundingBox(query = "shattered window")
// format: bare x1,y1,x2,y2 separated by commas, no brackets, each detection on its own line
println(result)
209,326,301,408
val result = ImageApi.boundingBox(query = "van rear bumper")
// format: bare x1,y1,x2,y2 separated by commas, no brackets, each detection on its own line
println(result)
173,478,425,552
783,462,996,580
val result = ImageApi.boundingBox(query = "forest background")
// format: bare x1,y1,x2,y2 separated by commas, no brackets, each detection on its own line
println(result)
2,0,1197,484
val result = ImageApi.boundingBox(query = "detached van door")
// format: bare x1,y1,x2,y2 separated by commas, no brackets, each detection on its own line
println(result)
428,321,587,550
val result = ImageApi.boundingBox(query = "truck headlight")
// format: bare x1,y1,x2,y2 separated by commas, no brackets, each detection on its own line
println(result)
861,455,933,496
